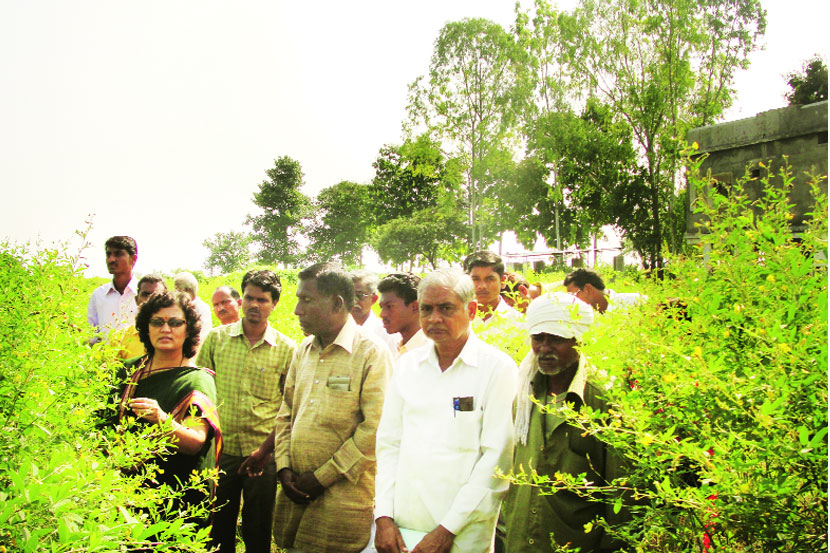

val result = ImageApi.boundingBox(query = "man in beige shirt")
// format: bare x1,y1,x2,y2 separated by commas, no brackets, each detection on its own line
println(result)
377,272,429,358
272,262,391,553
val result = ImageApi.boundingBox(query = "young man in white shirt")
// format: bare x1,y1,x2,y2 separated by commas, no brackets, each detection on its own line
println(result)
377,272,428,358
374,268,517,553
87,235,139,343
463,251,520,322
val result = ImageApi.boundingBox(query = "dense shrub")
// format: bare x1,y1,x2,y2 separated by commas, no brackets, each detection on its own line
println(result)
503,159,827,552
0,238,215,552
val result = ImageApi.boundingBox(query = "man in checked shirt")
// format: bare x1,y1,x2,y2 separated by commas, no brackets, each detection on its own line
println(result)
270,261,392,553
196,269,296,553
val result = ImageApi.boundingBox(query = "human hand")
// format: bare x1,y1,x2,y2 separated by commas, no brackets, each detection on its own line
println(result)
278,468,311,505
239,448,270,477
295,471,325,500
128,397,168,425
375,516,408,553
411,525,454,553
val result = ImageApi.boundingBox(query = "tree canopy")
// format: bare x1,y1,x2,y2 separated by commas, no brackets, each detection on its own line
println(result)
786,56,828,105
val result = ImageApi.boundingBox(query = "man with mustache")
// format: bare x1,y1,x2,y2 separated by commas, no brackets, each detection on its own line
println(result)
212,285,242,326
87,235,139,344
196,269,296,553
503,293,626,552
351,270,401,354
374,268,517,553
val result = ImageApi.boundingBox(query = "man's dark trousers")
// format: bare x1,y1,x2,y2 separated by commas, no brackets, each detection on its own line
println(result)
210,453,278,553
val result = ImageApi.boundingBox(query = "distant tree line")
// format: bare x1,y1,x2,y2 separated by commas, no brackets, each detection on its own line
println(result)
205,0,773,274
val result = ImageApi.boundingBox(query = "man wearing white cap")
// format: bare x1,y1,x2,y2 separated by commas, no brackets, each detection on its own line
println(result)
502,292,625,553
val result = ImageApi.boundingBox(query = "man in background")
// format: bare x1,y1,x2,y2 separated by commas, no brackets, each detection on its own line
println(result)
87,235,139,344
564,269,647,314
115,273,167,359
463,251,520,321
377,273,428,359
212,285,242,326
351,270,400,353
174,271,213,345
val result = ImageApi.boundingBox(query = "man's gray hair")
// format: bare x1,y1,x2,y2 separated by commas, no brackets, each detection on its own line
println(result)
174,272,199,295
418,268,475,305
351,270,380,293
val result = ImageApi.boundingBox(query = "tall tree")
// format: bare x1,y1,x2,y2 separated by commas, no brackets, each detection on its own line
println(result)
202,230,252,275
246,156,311,266
370,134,461,224
786,56,828,105
406,18,523,250
557,0,765,268
306,181,373,267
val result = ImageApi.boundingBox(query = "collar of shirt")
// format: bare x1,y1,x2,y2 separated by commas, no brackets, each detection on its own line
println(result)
105,276,138,295
310,315,358,354
416,326,481,372
227,319,280,347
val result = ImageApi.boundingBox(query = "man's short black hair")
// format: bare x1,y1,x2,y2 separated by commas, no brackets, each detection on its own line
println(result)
137,273,167,291
105,236,137,257
378,273,421,305
241,270,282,302
563,268,606,291
227,287,240,299
298,262,355,312
463,250,505,278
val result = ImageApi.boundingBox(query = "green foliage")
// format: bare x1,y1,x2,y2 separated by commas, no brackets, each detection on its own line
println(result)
509,160,827,552
0,236,215,552
373,202,468,270
306,181,374,267
247,156,312,266
786,55,828,105
202,230,252,275
407,17,524,250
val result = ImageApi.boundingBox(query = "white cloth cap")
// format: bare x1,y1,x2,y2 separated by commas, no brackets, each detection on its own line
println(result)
525,292,594,340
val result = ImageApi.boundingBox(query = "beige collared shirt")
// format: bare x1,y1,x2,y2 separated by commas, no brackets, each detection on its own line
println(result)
396,328,430,359
273,316,392,552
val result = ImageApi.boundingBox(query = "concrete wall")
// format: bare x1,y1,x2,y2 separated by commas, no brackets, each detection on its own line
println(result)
685,101,828,242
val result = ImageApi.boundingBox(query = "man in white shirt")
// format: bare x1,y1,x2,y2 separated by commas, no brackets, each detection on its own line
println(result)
377,272,429,359
211,285,242,326
463,251,520,322
564,269,647,314
87,235,139,343
352,270,401,353
174,271,213,346
374,268,517,553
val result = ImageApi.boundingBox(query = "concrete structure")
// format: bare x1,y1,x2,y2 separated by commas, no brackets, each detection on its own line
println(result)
685,101,828,243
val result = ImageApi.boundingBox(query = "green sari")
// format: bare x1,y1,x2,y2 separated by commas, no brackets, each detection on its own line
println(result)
117,356,223,518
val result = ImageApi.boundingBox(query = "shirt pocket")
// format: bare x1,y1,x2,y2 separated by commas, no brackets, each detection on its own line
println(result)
318,374,358,430
249,365,280,402
449,408,483,452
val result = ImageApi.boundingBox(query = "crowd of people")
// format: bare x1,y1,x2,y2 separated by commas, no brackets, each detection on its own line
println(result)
90,235,646,553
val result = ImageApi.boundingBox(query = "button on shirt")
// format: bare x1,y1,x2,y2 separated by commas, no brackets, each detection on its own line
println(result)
87,278,139,339
375,331,518,553
196,320,296,456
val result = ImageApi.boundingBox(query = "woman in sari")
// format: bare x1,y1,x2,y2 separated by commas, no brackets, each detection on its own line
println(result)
117,290,222,523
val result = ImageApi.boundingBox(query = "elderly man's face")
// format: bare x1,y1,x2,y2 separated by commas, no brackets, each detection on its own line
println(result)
351,279,376,325
531,332,579,375
419,284,475,348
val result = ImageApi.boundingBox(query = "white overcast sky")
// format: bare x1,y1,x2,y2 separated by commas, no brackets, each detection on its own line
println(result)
1,0,827,277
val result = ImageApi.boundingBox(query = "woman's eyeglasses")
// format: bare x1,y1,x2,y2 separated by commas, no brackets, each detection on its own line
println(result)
149,317,187,328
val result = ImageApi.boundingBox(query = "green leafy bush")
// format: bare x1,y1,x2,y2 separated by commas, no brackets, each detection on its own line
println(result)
502,158,827,552
0,236,216,552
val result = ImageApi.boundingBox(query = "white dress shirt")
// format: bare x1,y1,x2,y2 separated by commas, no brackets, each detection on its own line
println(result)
375,331,517,552
606,289,648,312
87,277,138,340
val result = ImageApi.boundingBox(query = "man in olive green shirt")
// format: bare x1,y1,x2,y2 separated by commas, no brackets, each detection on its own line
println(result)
271,262,391,553
196,270,296,553
504,293,626,553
